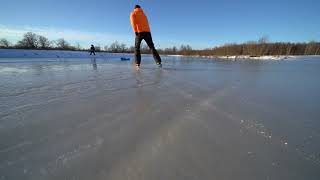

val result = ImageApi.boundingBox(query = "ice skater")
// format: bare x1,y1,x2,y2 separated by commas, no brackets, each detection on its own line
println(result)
130,5,162,68
90,45,95,56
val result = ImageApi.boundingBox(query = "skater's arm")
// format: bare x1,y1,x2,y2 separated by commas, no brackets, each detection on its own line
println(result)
130,13,138,33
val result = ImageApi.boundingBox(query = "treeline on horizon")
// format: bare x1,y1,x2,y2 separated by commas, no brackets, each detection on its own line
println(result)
195,38,320,56
1,32,320,56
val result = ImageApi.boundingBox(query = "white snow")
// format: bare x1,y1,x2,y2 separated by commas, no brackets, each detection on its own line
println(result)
211,55,296,60
194,55,320,60
167,55,184,57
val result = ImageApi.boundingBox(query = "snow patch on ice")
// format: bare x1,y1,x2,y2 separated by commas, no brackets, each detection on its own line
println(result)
215,55,294,60
0,67,29,73
195,55,320,60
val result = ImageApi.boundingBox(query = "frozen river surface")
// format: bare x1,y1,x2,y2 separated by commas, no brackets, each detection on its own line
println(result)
0,55,320,180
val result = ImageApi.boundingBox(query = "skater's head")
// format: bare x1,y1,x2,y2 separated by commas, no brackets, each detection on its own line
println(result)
134,5,141,9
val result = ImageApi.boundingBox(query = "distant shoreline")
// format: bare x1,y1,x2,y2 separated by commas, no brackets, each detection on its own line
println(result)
0,48,319,60
191,55,296,60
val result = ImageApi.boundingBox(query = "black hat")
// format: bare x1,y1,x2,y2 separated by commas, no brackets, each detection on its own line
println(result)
134,5,141,9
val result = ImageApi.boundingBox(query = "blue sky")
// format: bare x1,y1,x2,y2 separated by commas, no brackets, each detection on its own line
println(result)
0,0,319,49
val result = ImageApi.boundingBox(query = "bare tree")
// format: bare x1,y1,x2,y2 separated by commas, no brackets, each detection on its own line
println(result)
17,32,39,48
179,44,193,55
258,35,269,44
316,45,320,55
140,42,149,54
285,43,293,55
75,42,81,51
56,38,70,49
38,35,51,49
172,46,177,54
120,43,127,53
109,41,121,53
0,38,11,48
95,46,101,52
104,45,109,52
128,46,135,52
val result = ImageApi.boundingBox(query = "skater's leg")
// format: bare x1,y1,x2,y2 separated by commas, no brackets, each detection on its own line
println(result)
144,32,161,64
134,33,143,65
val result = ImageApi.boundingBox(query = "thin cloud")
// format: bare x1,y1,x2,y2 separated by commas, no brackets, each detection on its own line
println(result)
0,24,132,47
0,24,204,48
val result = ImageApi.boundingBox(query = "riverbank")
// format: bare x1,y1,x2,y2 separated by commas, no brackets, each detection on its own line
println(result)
1,49,319,60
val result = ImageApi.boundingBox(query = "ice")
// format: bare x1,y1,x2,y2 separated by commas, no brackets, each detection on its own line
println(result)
0,53,320,179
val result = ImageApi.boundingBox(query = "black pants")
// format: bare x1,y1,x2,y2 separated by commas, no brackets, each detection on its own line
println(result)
90,51,95,55
135,32,161,65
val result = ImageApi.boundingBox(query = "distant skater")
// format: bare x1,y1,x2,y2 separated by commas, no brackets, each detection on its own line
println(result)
90,45,95,56
130,5,162,68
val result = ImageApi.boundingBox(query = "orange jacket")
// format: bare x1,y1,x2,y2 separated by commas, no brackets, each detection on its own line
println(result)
130,8,151,33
